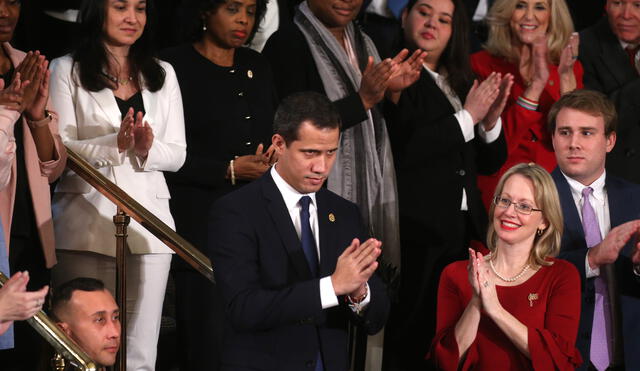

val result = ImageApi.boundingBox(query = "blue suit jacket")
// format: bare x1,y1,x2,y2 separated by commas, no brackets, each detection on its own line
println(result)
208,171,389,371
552,168,640,370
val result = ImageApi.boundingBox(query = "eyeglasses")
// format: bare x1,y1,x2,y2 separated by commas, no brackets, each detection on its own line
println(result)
493,196,542,215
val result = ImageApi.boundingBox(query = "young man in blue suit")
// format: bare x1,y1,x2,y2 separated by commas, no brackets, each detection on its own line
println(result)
549,89,640,371
208,92,390,371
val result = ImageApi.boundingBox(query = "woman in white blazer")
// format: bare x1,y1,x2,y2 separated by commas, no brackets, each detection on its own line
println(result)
48,0,186,369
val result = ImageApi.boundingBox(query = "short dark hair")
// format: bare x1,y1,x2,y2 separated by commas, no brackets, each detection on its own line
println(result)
548,89,617,136
51,278,107,321
273,92,341,144
190,0,268,43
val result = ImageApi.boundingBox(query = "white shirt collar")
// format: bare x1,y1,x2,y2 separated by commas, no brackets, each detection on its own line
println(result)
561,169,607,203
270,165,317,211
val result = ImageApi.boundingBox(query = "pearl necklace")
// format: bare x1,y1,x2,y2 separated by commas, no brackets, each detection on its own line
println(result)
489,258,530,282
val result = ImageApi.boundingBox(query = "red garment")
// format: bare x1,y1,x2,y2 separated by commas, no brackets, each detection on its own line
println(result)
429,258,583,370
471,51,584,208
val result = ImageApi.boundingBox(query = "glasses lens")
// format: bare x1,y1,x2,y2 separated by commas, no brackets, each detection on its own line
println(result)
515,203,532,215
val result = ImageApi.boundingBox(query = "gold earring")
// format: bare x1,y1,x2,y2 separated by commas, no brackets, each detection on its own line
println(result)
536,229,543,236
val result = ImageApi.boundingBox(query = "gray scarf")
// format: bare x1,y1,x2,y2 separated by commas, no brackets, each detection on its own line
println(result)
295,1,401,278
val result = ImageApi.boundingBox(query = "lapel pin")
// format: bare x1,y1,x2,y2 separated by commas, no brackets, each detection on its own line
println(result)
528,293,539,307
328,213,335,222
247,70,253,79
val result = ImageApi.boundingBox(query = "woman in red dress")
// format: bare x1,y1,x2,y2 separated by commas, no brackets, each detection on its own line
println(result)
472,0,583,208
430,163,582,370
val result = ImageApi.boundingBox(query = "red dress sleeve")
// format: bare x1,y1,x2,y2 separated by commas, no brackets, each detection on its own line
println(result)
428,262,479,371
527,260,583,370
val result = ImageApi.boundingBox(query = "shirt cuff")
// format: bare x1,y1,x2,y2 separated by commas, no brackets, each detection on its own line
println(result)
585,252,600,278
477,117,502,143
320,276,339,309
348,282,371,315
455,109,475,143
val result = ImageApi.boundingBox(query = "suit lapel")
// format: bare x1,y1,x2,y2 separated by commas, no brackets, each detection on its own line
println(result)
88,88,123,131
552,169,586,246
597,19,637,88
261,173,313,279
316,190,339,277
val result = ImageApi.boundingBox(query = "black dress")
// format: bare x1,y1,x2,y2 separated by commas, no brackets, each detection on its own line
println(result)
160,44,276,371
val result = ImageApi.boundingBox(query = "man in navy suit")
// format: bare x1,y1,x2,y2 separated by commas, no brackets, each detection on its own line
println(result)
549,89,640,371
208,92,389,371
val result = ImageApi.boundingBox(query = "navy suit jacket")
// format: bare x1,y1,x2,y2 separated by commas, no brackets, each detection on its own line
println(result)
552,168,640,370
208,171,389,371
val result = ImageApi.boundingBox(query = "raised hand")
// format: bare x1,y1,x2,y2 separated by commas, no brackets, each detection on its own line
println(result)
476,254,501,315
558,32,580,94
132,111,154,159
482,73,515,130
0,73,28,111
588,220,640,269
16,51,50,121
387,48,427,93
523,37,550,101
467,248,481,299
331,238,382,296
359,57,396,110
233,143,272,181
464,72,501,124
0,271,49,323
117,108,135,153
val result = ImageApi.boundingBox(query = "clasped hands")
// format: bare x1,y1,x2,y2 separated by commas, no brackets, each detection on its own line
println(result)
467,249,501,316
359,49,427,109
118,107,153,159
0,50,50,122
331,238,381,300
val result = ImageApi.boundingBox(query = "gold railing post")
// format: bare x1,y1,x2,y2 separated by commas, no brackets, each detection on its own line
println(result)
51,353,66,370
114,208,130,371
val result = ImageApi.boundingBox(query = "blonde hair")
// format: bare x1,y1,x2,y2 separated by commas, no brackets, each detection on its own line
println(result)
484,0,575,64
486,163,563,268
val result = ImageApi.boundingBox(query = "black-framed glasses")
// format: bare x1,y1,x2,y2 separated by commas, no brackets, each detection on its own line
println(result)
493,196,542,215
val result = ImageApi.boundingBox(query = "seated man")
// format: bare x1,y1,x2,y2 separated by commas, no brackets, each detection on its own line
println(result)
549,89,640,370
51,278,120,369
208,91,390,371
580,0,640,183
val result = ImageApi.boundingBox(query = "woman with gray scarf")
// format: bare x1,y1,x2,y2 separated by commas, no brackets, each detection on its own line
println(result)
262,0,424,288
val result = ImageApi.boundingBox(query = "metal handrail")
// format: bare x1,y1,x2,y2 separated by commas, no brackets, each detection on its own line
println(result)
64,146,214,282
0,272,97,371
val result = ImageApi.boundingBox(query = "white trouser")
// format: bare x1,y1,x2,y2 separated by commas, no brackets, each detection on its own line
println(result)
53,250,171,371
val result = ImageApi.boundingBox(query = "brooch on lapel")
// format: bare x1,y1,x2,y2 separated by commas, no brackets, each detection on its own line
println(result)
247,70,253,79
528,293,539,307
328,213,336,222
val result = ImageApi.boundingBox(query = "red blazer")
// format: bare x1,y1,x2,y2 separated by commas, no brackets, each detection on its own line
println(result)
0,43,67,268
471,50,583,208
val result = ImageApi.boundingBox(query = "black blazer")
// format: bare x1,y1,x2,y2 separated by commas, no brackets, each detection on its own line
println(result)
580,17,640,184
208,171,389,371
388,69,506,249
552,168,640,370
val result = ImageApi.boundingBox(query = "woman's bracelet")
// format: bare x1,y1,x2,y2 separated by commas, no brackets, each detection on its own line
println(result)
229,159,236,186
516,96,539,111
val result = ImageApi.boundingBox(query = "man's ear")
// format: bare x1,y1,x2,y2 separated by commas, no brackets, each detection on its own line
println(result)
57,322,71,337
272,134,287,153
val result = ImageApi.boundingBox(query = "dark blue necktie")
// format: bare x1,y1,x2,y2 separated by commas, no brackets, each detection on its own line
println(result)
299,196,323,371
299,196,319,277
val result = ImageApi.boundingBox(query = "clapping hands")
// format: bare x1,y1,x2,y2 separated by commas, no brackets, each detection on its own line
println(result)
118,108,154,159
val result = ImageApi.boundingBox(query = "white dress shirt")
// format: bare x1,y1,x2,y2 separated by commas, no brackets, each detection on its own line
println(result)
561,170,610,278
271,166,371,311
472,0,489,21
